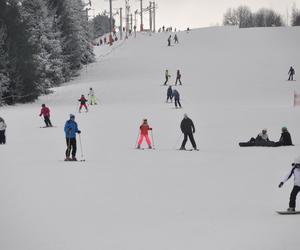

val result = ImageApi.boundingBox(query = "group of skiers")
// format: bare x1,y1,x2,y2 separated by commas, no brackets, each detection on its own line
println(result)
164,70,183,108
168,34,179,46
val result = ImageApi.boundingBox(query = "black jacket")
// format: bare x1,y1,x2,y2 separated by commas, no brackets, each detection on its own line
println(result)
180,118,195,134
280,131,293,145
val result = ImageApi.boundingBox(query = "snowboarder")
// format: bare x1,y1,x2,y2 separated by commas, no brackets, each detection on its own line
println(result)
78,95,88,112
172,89,182,108
88,87,97,105
175,70,182,85
64,114,81,161
0,117,7,144
279,157,300,212
163,69,171,85
239,129,276,147
274,127,293,147
288,66,295,81
137,118,153,149
249,129,269,143
168,35,172,46
166,86,173,102
174,34,179,44
180,114,198,150
39,104,52,127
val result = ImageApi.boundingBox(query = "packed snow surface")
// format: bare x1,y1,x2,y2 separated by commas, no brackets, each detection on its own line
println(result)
1,26,300,250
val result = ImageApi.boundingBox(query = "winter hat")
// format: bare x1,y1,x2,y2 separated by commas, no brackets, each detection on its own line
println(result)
70,114,75,119
282,126,288,132
42,104,45,107
184,113,188,118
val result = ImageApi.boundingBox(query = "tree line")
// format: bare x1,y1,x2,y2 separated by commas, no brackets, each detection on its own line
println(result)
223,5,300,28
0,0,95,105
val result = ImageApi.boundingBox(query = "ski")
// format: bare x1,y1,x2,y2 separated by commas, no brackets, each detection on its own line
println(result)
276,211,300,215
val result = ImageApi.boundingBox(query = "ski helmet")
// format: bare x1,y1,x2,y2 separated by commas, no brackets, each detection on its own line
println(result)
70,114,75,119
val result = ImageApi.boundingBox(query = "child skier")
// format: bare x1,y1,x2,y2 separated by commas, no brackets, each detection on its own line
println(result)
88,87,97,105
163,69,171,85
64,114,81,161
39,104,52,127
0,117,7,144
288,66,295,81
78,95,88,112
279,157,300,212
137,118,153,149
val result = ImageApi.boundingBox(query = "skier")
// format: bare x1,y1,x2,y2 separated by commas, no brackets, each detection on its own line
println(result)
180,113,198,150
175,70,182,85
64,114,81,161
279,157,300,212
168,35,172,46
274,127,293,147
0,117,7,144
166,86,173,102
163,69,171,85
288,66,295,81
78,94,88,112
172,89,182,108
162,26,165,32
174,34,179,44
39,104,52,127
137,118,153,149
88,87,97,105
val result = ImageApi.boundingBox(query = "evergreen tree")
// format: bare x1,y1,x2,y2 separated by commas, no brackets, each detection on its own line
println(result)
0,23,10,104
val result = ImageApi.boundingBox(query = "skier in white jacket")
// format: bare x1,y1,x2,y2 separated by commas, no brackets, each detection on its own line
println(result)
0,117,7,144
279,157,300,212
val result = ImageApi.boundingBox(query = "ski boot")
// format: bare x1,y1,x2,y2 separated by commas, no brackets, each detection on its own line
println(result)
136,145,141,149
179,147,186,150
287,207,295,212
71,157,77,161
148,145,152,149
64,157,72,161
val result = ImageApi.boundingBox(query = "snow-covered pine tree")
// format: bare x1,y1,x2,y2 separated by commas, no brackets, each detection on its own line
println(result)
20,0,64,89
0,23,10,105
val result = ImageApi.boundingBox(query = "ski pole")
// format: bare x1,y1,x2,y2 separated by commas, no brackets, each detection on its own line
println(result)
151,129,155,148
173,133,183,150
78,133,85,161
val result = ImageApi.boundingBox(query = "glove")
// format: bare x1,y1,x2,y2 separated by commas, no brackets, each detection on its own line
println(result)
278,182,284,188
77,130,81,134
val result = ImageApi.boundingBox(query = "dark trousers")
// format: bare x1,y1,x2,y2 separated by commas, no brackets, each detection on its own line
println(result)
175,78,182,85
0,130,6,144
44,116,52,127
175,99,181,108
66,138,77,158
167,94,173,102
181,132,197,149
289,186,300,208
164,76,169,85
288,74,294,81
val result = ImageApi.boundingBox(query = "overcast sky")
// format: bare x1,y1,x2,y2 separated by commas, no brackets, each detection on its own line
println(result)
89,0,300,29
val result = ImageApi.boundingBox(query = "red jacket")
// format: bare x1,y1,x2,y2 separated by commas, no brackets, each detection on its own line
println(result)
140,124,152,135
40,107,50,117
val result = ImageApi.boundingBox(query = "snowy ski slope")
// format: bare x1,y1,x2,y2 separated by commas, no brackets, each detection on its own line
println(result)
1,26,300,250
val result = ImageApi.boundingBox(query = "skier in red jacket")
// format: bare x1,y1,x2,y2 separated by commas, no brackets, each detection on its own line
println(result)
39,104,52,127
137,118,152,149
78,95,88,113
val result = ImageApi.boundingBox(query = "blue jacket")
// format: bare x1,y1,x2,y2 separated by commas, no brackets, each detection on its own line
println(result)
173,89,180,100
64,120,79,138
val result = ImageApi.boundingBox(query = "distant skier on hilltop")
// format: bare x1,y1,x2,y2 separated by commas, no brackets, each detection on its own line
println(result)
163,69,171,85
175,70,182,85
288,66,295,81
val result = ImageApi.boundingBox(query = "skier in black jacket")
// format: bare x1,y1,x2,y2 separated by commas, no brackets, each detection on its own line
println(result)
166,86,173,102
180,114,198,150
288,67,295,81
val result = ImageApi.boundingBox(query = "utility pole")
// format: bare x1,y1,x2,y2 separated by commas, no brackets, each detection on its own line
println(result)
120,8,123,39
109,0,113,45
149,1,152,32
140,0,143,31
130,14,133,32
152,1,156,32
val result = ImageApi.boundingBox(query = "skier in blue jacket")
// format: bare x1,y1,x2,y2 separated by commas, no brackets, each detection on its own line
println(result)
64,114,81,161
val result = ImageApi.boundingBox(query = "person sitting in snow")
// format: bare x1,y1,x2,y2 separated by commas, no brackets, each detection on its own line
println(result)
274,127,293,147
136,118,153,149
78,95,88,113
279,157,300,212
